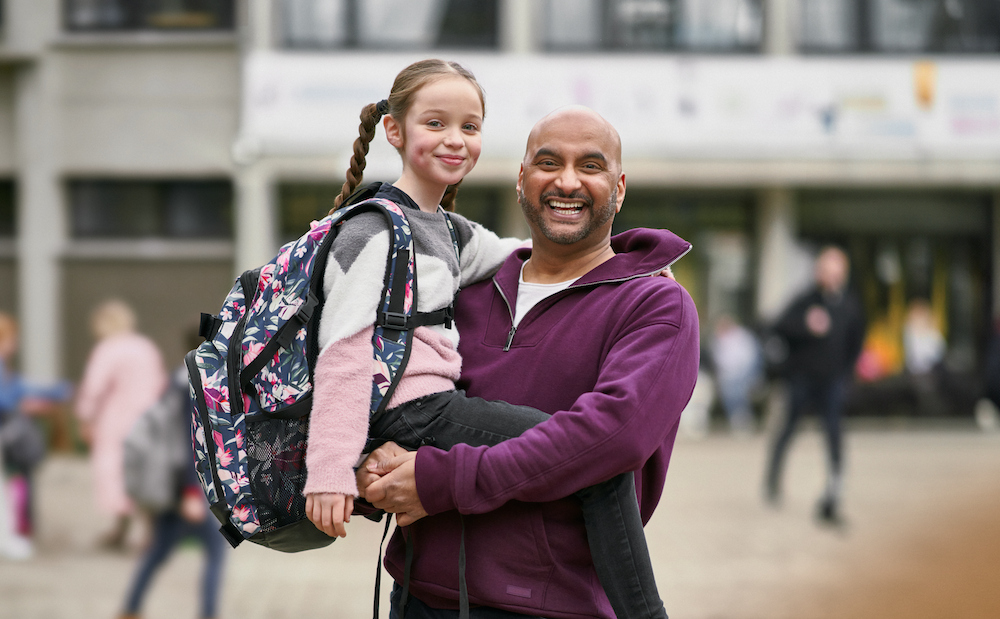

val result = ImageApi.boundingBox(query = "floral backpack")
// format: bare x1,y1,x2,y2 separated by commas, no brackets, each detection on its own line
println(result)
185,184,460,552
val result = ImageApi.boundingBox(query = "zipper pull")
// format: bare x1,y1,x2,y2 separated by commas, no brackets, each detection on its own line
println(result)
504,325,516,351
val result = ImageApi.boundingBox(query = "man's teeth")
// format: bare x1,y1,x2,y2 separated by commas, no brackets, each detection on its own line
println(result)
548,200,583,213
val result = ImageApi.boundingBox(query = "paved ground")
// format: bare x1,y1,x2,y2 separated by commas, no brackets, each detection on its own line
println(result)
2,422,999,619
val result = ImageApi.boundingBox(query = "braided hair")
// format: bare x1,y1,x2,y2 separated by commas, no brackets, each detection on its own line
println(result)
330,59,485,214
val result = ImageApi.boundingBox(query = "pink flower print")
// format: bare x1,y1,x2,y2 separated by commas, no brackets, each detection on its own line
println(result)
232,505,251,522
220,307,233,321
276,249,292,275
216,445,234,468
404,281,413,313
235,467,249,489
235,429,244,449
243,342,265,366
294,245,307,259
242,392,252,415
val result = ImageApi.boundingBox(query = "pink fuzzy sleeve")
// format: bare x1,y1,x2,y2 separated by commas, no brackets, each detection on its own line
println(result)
303,327,374,497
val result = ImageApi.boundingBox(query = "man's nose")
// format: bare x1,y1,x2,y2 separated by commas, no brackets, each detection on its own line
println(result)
554,167,582,193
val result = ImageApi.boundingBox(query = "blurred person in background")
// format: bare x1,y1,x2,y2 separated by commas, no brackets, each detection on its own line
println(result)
0,312,71,559
710,313,763,435
75,299,167,551
902,298,946,416
118,330,227,619
764,246,866,526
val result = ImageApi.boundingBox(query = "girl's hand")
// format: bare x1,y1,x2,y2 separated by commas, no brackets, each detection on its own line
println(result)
305,492,354,538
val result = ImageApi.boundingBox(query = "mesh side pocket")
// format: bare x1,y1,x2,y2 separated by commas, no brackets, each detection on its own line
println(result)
244,416,310,534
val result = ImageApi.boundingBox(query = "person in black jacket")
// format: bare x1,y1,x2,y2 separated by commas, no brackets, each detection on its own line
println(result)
764,245,866,526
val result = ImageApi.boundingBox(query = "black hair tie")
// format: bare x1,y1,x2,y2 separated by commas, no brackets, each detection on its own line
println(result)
376,99,390,115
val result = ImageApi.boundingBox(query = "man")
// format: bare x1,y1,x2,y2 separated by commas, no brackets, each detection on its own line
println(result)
360,106,700,618
764,245,866,526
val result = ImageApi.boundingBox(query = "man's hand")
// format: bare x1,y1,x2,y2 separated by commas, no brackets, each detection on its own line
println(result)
305,492,354,538
356,441,410,497
806,304,832,337
362,451,427,526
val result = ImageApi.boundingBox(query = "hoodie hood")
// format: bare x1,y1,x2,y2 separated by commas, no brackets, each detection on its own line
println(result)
495,227,692,299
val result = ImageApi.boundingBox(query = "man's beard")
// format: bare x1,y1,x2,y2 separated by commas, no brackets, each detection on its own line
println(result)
518,188,618,245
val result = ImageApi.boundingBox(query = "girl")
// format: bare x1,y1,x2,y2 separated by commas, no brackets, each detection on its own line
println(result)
304,59,666,619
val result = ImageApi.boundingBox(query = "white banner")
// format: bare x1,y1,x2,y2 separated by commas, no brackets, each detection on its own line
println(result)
239,52,1000,163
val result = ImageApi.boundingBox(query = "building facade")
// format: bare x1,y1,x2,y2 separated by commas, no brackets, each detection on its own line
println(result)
2,0,999,415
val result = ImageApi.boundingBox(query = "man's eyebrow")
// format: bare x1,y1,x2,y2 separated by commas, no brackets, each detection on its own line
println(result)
531,149,608,165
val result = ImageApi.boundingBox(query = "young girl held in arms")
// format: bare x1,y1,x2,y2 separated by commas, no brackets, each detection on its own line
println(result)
304,58,667,619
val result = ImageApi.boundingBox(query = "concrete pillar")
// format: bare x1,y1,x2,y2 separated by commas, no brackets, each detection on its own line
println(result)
499,0,539,54
763,0,795,55
14,63,63,381
242,0,275,50
233,161,277,276
755,187,798,323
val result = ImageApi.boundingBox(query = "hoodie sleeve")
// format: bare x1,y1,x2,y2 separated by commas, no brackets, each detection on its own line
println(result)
414,280,701,516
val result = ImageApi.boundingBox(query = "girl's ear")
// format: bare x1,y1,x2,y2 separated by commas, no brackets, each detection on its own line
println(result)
384,115,403,149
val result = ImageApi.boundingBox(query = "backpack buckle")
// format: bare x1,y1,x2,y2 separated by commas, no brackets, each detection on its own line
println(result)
378,311,408,330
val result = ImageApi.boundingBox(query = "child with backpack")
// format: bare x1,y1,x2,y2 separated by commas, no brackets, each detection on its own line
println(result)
303,59,668,619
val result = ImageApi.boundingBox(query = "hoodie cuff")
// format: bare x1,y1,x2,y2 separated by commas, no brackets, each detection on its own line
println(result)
415,446,458,515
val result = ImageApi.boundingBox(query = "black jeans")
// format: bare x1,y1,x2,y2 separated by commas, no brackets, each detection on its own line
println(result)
766,374,848,500
370,390,667,619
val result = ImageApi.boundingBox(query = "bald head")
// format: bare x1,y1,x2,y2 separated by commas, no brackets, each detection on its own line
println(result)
524,106,622,173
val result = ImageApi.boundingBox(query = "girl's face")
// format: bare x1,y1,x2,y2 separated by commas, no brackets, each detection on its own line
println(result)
387,76,483,192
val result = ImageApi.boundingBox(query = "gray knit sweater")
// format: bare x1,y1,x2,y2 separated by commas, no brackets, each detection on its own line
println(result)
304,189,523,496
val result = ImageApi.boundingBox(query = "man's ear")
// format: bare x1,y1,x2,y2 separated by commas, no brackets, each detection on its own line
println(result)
615,173,626,213
515,163,525,195
384,115,402,149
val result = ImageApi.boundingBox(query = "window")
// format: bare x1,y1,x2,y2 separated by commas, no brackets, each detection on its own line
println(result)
64,0,235,32
281,0,497,49
68,179,232,239
278,183,339,244
798,0,1000,53
543,0,764,52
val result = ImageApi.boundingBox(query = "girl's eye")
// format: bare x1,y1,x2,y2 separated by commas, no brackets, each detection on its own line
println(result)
463,123,480,132
427,120,443,127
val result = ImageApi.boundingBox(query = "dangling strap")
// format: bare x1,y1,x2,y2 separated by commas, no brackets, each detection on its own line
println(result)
399,527,414,616
372,514,394,619
458,515,469,619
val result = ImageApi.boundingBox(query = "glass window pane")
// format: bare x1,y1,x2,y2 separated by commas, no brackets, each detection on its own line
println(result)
436,0,498,48
281,0,498,49
543,0,762,51
359,0,448,48
282,0,348,48
798,0,1000,52
544,0,604,50
164,181,233,238
798,0,859,51
677,0,763,50
69,179,233,239
0,180,14,237
64,0,234,31
278,183,340,245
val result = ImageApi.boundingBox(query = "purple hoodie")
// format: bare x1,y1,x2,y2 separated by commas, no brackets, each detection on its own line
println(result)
384,227,700,618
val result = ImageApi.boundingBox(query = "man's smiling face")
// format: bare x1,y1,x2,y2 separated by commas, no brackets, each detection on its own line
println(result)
517,108,626,246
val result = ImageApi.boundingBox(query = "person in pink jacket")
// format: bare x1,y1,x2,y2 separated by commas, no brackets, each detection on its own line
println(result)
76,299,167,550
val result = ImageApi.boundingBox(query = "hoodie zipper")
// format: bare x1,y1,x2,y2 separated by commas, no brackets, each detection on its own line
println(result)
493,242,692,352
